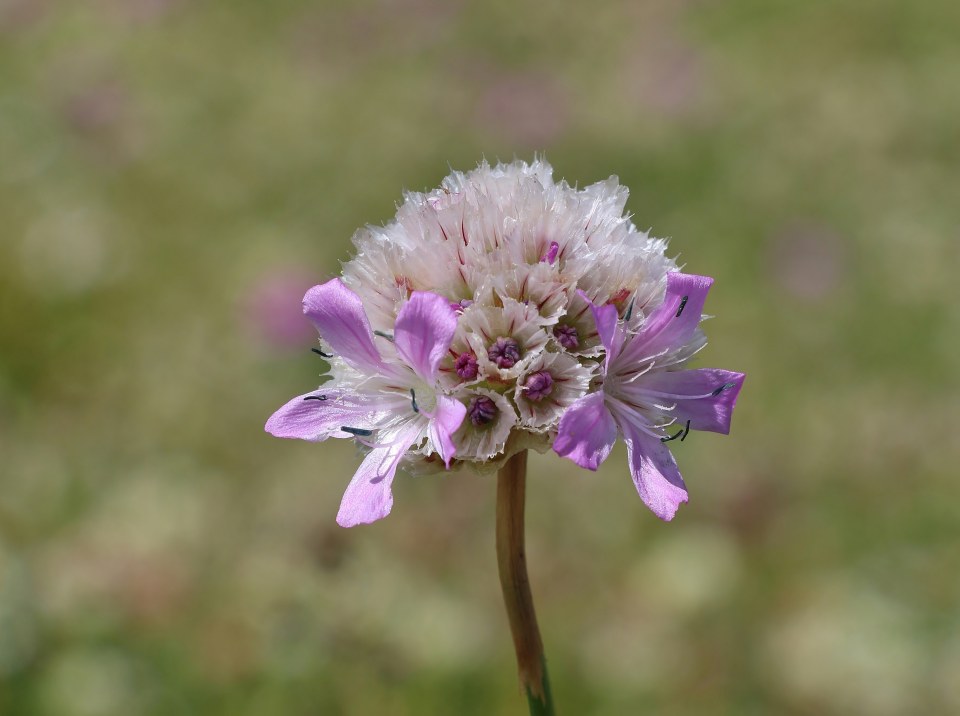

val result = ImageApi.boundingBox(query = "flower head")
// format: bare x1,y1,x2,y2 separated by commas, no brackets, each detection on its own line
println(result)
267,158,743,525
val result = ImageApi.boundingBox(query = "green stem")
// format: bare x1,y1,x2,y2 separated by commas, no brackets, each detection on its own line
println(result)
496,450,556,716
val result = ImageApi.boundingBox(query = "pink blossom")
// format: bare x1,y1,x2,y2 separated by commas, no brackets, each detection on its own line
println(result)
265,279,467,527
553,272,744,521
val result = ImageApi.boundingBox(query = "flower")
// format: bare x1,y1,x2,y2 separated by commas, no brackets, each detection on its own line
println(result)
265,279,466,527
266,158,743,525
553,272,745,520
514,351,594,430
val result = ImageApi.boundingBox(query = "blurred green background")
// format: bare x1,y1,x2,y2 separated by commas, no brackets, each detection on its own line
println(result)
2,0,959,714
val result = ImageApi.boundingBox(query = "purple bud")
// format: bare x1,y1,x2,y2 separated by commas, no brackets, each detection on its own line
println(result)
450,298,474,313
523,371,554,401
467,395,498,426
553,324,579,350
455,352,479,380
487,336,522,369
540,241,560,264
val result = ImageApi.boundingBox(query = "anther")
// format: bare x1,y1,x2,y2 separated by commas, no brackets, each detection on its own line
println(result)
711,382,737,397
311,348,333,358
373,330,395,342
661,427,684,443
624,297,636,321
679,419,691,441
410,388,419,413
341,426,373,437
675,295,689,318
303,394,327,401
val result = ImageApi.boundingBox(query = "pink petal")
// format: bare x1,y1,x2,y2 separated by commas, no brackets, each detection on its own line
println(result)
336,424,421,527
619,417,689,521
265,390,392,441
302,278,384,374
553,391,618,471
394,292,459,382
426,394,467,468
621,272,713,363
628,369,745,434
579,290,623,371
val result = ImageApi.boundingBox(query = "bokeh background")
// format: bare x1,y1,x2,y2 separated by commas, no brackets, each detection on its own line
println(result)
2,0,959,714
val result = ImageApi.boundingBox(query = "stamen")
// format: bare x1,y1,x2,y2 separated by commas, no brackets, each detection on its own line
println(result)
410,388,419,413
679,419,691,441
661,427,684,443
711,382,737,397
341,426,373,437
311,348,333,358
675,295,689,318
623,360,657,383
373,330,394,342
624,297,636,322
303,394,327,401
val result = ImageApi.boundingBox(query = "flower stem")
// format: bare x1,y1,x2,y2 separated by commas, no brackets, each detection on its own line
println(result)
496,450,556,716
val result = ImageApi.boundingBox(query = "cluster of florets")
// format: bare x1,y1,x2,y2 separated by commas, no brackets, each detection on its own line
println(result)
267,160,744,527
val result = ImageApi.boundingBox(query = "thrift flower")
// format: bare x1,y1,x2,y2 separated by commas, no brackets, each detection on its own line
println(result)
266,158,743,525
266,279,466,526
553,272,745,520
264,159,747,716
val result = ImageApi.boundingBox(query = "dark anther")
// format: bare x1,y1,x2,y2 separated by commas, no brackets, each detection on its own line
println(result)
410,388,419,413
311,348,334,358
624,297,636,322
679,419,692,441
661,427,685,443
711,381,737,397
675,295,689,318
341,426,373,437
303,394,328,401
373,330,395,342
